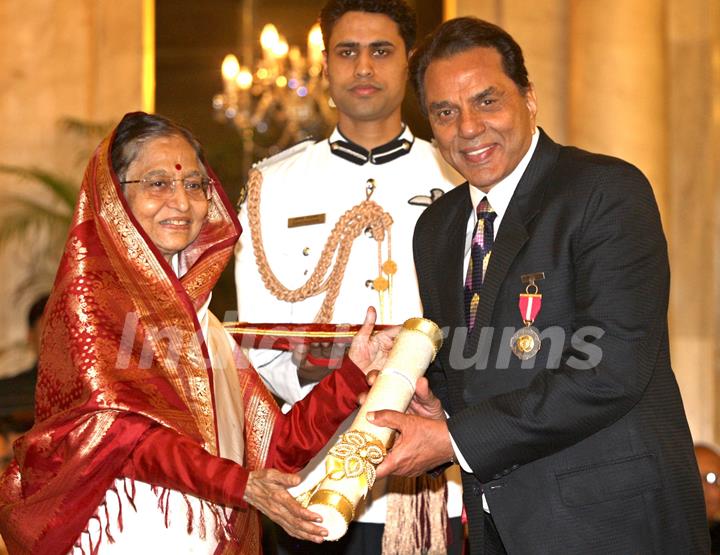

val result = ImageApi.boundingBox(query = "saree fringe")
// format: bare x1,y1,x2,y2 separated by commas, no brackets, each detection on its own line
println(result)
147,485,228,541
73,482,131,554
198,498,207,539
102,500,115,544
123,477,137,512
209,502,225,542
163,489,172,529
182,492,195,534
88,514,101,555
108,481,124,534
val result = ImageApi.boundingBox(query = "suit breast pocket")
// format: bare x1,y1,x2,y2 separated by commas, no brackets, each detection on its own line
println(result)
555,453,661,507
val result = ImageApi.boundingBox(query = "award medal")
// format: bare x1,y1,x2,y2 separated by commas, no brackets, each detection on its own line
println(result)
510,273,545,360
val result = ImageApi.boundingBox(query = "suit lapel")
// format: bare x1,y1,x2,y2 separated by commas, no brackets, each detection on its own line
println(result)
464,130,561,359
437,186,472,413
439,187,472,331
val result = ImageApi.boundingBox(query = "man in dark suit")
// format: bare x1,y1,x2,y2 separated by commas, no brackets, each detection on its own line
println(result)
368,17,708,553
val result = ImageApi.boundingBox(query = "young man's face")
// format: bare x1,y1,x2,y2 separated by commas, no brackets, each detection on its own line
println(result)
324,11,408,126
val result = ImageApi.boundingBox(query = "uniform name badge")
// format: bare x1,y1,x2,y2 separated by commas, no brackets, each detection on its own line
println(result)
510,273,545,360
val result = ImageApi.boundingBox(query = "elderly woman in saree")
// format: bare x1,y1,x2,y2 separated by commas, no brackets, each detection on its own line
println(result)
0,112,397,555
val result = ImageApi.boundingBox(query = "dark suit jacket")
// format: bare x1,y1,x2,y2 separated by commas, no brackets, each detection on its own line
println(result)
414,130,708,554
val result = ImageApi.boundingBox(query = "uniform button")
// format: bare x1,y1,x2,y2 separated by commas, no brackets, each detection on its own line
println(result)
472,484,482,496
364,226,374,239
302,247,310,256
492,473,502,480
365,279,375,289
511,464,519,470
304,270,308,276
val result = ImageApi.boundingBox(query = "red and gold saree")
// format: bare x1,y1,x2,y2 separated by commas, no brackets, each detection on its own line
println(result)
0,117,367,555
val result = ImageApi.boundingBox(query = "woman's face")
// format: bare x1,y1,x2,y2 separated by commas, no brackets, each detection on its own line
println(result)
123,135,209,263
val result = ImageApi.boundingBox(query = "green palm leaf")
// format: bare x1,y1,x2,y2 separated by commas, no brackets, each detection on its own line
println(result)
60,117,112,137
0,120,97,329
0,198,72,246
0,165,78,210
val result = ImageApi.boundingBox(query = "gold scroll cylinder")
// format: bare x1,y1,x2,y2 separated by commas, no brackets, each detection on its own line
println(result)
305,317,443,541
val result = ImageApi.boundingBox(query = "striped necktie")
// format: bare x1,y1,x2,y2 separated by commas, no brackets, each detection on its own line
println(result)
464,197,496,330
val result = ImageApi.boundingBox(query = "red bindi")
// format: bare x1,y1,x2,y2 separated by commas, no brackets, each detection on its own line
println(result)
175,163,182,171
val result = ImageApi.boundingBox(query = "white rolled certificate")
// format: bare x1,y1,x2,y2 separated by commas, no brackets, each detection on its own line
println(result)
299,317,443,541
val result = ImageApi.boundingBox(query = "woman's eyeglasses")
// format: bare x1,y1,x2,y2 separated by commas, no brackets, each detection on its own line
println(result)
120,177,213,201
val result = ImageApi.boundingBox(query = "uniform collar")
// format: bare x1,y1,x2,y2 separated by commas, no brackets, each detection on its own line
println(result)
328,125,415,165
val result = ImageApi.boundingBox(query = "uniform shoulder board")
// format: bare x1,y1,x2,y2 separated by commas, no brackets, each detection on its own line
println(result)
253,138,316,171
238,138,317,208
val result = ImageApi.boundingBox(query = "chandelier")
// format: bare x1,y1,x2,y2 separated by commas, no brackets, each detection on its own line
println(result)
213,23,336,160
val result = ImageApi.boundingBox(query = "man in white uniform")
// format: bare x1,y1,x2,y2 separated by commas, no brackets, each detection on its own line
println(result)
235,1,463,552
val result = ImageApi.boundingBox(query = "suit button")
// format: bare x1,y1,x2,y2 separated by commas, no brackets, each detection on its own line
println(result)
492,473,502,480
365,279,375,289
511,464,519,470
472,484,482,496
302,247,310,256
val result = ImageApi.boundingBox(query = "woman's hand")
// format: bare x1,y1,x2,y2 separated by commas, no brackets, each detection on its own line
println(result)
243,469,327,543
347,307,400,375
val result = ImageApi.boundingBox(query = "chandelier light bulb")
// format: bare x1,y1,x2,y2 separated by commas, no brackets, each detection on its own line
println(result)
221,54,240,81
307,23,324,67
260,24,280,51
213,21,333,156
236,67,253,90
272,37,289,59
307,23,324,50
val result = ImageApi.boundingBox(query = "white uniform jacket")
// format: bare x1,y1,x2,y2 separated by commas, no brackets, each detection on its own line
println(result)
235,126,464,523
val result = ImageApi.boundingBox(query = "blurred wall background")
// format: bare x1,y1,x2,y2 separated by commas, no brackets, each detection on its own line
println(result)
0,0,152,376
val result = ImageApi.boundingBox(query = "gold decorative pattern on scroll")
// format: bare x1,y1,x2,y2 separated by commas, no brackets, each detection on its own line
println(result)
327,430,386,491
